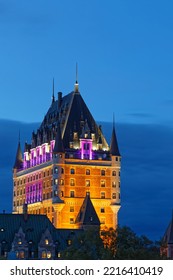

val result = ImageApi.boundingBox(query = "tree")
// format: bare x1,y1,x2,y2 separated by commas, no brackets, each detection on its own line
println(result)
101,226,162,260
61,226,163,260
61,227,108,260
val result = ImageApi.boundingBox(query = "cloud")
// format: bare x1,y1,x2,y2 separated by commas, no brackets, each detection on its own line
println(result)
0,119,173,241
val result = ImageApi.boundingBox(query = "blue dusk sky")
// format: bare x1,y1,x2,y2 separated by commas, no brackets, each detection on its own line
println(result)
0,0,173,241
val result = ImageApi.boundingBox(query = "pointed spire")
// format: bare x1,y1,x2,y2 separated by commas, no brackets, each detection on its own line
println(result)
53,122,64,153
13,137,23,169
52,78,55,103
110,114,120,156
74,63,79,93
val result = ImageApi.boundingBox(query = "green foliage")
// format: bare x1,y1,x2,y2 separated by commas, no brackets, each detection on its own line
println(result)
61,226,163,260
61,227,108,260
102,226,162,260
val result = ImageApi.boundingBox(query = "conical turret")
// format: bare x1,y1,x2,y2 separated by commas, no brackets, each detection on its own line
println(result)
110,119,120,156
13,141,23,169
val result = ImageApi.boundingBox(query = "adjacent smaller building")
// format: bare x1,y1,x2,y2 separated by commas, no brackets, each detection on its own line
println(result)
0,194,100,260
161,214,173,259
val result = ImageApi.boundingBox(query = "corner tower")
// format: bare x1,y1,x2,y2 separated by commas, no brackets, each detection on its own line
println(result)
12,79,121,230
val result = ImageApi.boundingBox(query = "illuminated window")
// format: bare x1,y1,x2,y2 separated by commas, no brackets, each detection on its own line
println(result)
68,239,72,245
18,238,22,245
112,171,116,176
18,251,25,259
42,251,47,259
47,252,51,259
101,180,105,187
45,238,49,245
70,168,75,174
54,167,58,174
101,192,105,199
54,190,58,196
112,182,116,188
101,170,105,176
58,252,61,258
54,179,58,185
86,169,90,175
70,218,74,224
60,179,64,185
70,179,75,186
85,180,90,187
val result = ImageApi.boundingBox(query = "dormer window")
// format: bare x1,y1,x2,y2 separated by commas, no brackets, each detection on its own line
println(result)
45,238,49,245
67,239,72,245
18,238,22,245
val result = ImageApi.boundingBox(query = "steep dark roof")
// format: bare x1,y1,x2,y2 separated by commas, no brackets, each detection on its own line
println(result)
13,142,23,169
0,214,85,253
110,125,120,156
38,91,108,150
62,92,108,149
0,214,54,251
75,194,100,226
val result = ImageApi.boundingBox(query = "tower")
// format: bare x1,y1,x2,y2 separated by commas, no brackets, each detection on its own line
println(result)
12,78,121,230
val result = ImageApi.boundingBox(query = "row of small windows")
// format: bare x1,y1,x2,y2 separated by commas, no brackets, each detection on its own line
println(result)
69,206,106,213
54,179,120,188
14,169,120,187
67,191,120,199
54,168,119,176
14,170,54,186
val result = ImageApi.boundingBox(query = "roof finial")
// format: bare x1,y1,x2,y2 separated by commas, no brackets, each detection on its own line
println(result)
52,78,55,103
74,63,79,93
113,113,115,129
76,62,78,83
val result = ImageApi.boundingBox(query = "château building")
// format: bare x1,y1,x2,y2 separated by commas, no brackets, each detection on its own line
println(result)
13,79,121,230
